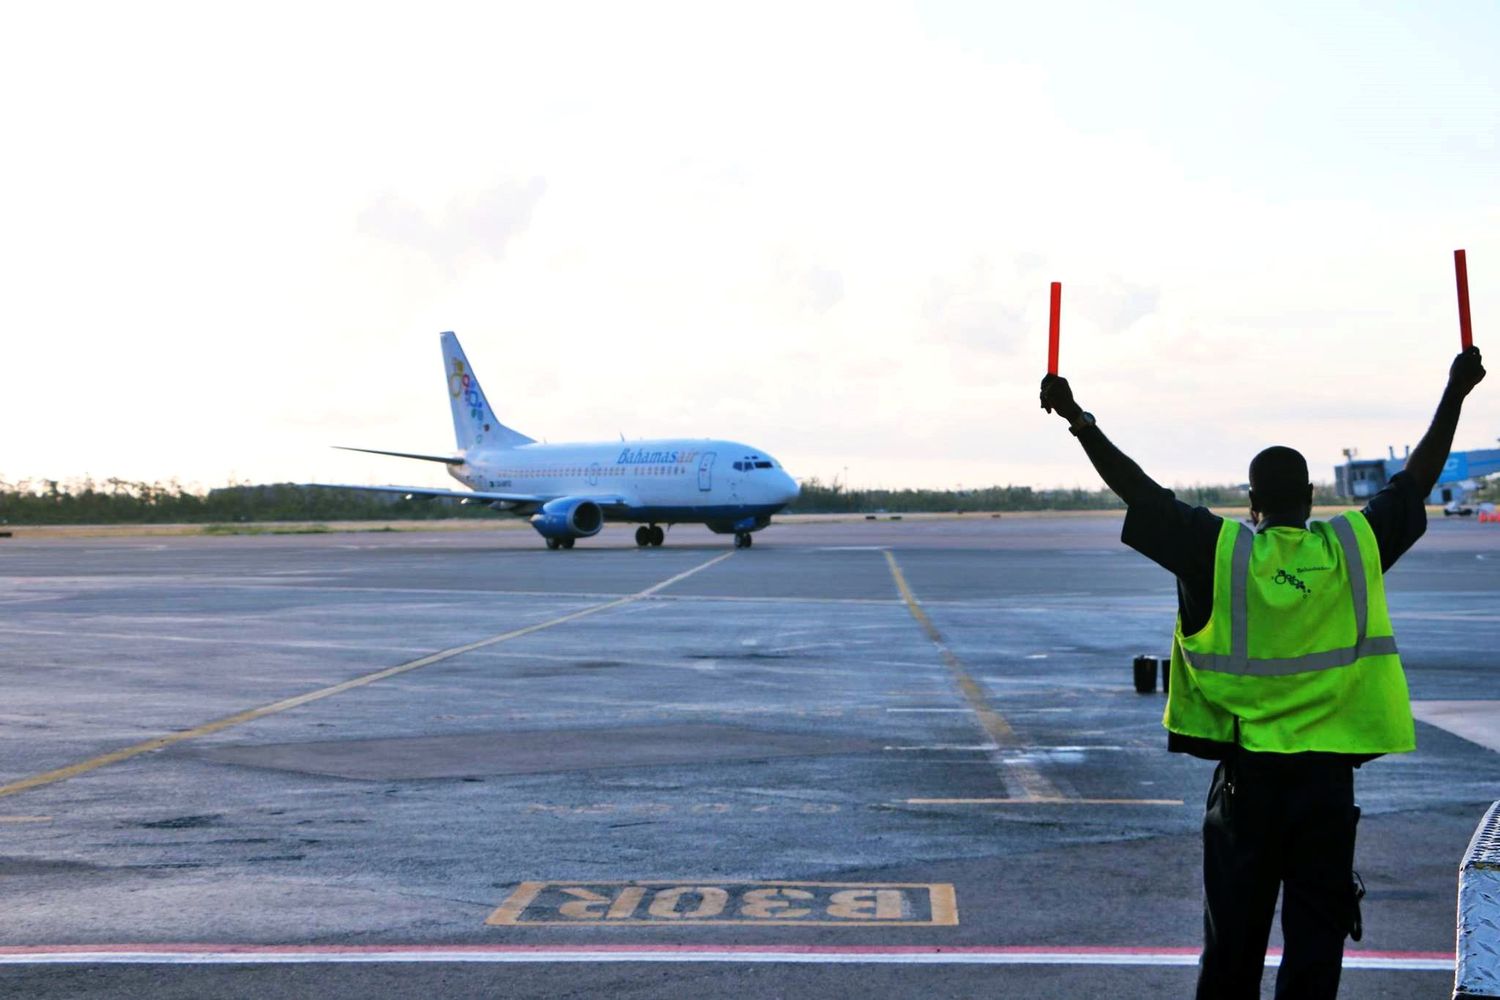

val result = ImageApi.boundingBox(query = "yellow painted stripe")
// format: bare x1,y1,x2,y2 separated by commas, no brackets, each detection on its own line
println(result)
928,882,959,926
487,881,958,927
0,815,53,823
0,553,734,801
884,551,1062,801
486,882,548,925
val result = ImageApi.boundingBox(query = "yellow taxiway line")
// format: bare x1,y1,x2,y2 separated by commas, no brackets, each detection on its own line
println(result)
884,551,1063,801
876,548,1182,803
0,553,734,801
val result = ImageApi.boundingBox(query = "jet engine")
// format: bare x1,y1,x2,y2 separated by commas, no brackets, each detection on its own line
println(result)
530,497,604,542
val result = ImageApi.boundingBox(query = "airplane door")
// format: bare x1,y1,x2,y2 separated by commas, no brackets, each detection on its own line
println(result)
698,452,716,491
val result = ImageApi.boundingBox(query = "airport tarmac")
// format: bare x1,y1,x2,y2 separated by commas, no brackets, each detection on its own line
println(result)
1,513,1497,999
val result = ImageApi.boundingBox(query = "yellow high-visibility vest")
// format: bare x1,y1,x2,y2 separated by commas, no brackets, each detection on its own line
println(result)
1164,511,1415,754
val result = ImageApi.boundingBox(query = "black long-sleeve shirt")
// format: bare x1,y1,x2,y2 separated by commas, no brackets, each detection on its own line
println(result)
1117,470,1428,760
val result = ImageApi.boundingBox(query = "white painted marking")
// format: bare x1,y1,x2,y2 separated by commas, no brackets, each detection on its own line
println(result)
884,744,1000,752
885,708,970,713
0,625,437,654
1411,701,1500,753
999,746,1130,753
0,946,1453,970
0,553,735,802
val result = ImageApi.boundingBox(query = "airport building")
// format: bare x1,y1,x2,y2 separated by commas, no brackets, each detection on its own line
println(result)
1335,445,1500,508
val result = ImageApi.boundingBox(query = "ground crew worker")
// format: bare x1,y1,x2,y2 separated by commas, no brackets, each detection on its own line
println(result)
1040,345,1486,999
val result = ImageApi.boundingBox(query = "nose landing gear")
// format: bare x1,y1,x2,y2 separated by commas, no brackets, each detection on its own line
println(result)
733,532,754,549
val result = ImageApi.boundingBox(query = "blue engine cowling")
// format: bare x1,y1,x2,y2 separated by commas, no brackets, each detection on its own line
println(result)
530,497,605,540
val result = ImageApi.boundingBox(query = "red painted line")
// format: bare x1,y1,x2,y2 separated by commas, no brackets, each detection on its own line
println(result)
1047,281,1062,375
1455,249,1473,349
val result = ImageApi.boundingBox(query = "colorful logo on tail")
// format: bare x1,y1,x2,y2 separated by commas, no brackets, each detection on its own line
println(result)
449,359,491,435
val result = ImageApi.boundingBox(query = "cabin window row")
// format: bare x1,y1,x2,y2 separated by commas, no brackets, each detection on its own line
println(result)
491,467,686,477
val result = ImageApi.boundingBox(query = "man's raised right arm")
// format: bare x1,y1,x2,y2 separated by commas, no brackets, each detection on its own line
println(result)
1403,347,1487,497
1039,374,1160,507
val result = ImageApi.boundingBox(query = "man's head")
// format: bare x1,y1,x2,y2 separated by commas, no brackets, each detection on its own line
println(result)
1248,446,1312,525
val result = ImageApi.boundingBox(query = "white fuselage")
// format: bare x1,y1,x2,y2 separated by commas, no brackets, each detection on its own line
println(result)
450,438,799,526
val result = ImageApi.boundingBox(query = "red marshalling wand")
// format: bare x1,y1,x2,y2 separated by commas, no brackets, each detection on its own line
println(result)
1048,282,1061,375
1455,250,1473,350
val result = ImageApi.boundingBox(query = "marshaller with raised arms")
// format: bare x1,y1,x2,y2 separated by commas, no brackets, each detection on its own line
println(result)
312,332,799,549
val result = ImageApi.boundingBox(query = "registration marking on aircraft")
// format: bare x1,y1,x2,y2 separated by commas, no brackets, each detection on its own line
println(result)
0,553,733,801
0,945,1452,970
486,881,958,927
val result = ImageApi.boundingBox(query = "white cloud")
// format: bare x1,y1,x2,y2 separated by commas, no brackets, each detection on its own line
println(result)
359,178,548,269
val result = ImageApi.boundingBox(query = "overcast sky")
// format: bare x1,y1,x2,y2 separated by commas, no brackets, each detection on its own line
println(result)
2,1,1496,493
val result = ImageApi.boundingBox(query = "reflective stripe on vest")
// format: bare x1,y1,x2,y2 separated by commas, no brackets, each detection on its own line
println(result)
1183,516,1399,677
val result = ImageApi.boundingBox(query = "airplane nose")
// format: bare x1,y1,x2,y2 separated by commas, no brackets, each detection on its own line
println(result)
779,472,800,504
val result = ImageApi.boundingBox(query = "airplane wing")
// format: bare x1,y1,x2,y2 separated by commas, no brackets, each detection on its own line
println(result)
307,483,629,506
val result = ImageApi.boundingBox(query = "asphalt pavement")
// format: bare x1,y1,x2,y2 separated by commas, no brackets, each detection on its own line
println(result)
1,512,1496,998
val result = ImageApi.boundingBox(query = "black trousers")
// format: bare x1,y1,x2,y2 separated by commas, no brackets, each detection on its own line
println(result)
1195,753,1359,1000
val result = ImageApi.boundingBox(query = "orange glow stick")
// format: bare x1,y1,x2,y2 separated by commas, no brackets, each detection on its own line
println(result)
1455,249,1473,349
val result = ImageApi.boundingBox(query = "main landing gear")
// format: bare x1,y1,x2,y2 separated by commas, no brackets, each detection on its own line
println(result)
635,524,666,548
733,532,754,549
545,537,576,550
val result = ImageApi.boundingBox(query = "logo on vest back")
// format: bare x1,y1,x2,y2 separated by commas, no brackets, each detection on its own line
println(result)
1273,568,1312,598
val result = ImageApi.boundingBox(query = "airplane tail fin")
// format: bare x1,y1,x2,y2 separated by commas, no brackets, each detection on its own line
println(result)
440,331,535,451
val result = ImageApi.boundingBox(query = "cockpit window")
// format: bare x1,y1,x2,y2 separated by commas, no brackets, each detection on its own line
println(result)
754,461,772,469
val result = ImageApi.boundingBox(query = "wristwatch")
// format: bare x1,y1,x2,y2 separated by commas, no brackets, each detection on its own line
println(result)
1068,411,1096,436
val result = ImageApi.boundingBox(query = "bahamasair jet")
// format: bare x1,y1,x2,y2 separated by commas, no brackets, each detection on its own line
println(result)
314,332,799,549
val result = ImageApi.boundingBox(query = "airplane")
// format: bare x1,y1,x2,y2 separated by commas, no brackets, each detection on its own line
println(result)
313,332,800,549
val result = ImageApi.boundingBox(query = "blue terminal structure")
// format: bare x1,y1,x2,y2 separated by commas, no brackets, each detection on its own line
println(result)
1335,444,1500,508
